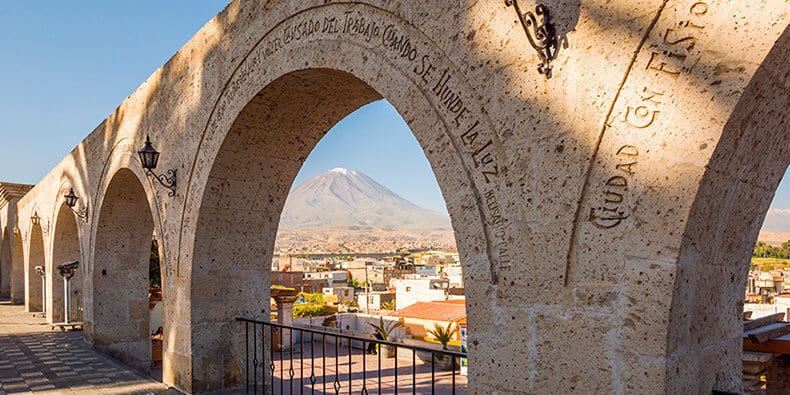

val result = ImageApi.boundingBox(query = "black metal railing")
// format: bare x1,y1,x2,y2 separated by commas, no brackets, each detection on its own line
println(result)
236,317,467,394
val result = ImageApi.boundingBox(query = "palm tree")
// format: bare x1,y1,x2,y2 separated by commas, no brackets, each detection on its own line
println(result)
367,317,404,358
367,317,403,340
427,322,457,361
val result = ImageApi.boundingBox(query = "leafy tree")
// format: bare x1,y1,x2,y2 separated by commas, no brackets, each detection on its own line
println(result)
348,278,362,288
299,292,323,304
753,240,788,259
293,304,337,318
380,299,396,310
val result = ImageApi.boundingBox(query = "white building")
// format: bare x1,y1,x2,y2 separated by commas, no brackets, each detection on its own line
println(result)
357,291,396,312
304,270,348,287
442,265,464,287
392,277,449,310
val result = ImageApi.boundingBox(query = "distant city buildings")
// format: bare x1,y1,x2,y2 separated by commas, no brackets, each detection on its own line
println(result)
270,250,464,315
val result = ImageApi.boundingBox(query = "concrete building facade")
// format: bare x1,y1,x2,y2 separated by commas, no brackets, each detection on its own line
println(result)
0,1,788,393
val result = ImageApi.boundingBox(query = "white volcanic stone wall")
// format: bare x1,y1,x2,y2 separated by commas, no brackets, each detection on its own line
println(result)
2,1,787,393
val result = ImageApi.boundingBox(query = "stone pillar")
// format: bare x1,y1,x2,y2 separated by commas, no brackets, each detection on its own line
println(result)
767,355,790,395
743,351,774,394
274,294,298,351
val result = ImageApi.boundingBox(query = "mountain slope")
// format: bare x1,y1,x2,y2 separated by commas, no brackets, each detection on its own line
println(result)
762,208,790,232
279,168,451,231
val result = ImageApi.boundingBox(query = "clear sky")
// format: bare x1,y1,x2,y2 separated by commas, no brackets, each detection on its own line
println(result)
0,2,787,221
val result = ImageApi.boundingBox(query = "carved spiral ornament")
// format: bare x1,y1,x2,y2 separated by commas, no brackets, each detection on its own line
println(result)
505,1,559,77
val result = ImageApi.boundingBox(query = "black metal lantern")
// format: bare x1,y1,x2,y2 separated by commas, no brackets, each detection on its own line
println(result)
63,188,88,222
64,188,78,208
138,135,160,170
31,213,40,226
57,261,80,280
138,135,176,196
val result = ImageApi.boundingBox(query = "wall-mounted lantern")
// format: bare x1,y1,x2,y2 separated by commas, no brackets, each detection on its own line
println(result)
13,226,19,235
64,188,89,222
31,213,41,226
138,135,177,196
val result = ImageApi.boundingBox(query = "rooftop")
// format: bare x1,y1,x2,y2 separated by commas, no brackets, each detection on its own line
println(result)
389,301,466,323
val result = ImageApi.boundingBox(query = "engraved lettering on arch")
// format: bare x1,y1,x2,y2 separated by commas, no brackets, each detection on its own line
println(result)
625,105,660,128
587,145,639,229
589,206,629,229
615,145,638,176
690,2,708,16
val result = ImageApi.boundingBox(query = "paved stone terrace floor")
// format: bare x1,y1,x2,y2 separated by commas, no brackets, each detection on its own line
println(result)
259,334,468,394
0,300,179,395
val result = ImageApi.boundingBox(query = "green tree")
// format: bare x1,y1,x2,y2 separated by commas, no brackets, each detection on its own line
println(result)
293,304,337,318
149,239,161,290
299,292,323,304
348,278,362,288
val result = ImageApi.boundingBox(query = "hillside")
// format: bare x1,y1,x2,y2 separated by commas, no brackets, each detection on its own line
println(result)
275,168,455,253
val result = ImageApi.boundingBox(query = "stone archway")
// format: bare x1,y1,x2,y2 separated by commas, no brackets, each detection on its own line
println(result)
188,67,486,391
179,7,499,388
89,168,155,372
665,27,790,393
49,203,82,324
26,220,45,312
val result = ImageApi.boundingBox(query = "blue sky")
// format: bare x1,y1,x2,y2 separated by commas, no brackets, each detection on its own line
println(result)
0,2,787,222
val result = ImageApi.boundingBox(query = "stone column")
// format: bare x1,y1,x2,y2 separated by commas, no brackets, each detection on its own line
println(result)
274,294,298,351
743,351,774,394
767,355,790,395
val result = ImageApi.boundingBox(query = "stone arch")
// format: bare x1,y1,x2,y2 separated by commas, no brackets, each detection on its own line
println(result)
89,168,155,372
179,6,500,391
26,217,45,312
666,27,790,393
49,201,83,323
1,227,9,299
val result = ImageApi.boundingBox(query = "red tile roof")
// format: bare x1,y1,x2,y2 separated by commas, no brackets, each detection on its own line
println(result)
389,301,466,323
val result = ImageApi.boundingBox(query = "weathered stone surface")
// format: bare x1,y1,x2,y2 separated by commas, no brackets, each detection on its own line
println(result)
0,0,787,393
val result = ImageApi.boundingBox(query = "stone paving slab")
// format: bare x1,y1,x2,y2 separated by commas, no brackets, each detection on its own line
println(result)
262,338,468,394
0,300,180,394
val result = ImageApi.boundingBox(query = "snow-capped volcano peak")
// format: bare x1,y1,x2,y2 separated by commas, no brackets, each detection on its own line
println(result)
330,167,352,175
279,168,450,231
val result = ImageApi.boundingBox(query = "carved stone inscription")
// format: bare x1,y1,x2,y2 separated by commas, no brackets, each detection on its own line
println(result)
588,1,710,230
588,145,638,229
258,10,504,185
567,1,713,284
214,5,511,282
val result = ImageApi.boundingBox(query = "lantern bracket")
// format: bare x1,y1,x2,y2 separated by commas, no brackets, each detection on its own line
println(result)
505,1,559,78
147,169,177,197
